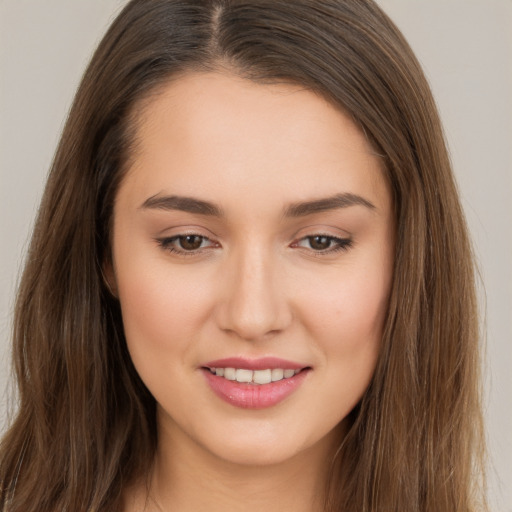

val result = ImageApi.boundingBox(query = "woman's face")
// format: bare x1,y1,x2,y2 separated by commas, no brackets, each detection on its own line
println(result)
110,72,394,467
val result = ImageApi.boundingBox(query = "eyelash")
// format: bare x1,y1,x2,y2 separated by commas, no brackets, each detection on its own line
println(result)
155,233,353,256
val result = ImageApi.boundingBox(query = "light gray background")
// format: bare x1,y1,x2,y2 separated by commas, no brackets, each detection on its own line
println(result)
1,1,511,510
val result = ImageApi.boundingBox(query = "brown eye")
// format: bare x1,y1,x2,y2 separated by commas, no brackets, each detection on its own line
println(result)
293,234,353,254
156,233,217,255
308,236,332,250
178,235,205,251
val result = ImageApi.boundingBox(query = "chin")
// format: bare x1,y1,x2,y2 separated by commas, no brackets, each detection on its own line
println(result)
212,441,299,467
192,417,342,469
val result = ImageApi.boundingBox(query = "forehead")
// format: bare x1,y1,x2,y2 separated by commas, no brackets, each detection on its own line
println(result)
119,71,389,214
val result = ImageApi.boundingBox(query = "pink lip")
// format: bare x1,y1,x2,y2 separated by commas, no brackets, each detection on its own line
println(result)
203,357,306,371
200,357,311,409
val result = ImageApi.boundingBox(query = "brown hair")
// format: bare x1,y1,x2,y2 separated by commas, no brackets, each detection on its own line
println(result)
0,1,487,511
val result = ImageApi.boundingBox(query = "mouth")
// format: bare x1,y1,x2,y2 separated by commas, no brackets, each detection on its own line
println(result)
203,366,304,385
200,358,311,409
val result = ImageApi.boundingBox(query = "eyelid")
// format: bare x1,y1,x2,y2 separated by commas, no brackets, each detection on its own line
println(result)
153,223,219,239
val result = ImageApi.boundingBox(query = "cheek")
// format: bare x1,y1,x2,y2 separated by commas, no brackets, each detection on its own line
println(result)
296,247,393,413
314,270,389,406
301,263,390,350
301,265,390,417
114,254,215,372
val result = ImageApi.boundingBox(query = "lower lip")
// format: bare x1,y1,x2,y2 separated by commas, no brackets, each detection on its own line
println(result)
202,369,309,409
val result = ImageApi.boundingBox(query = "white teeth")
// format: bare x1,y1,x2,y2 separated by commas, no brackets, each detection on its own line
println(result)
271,368,284,382
253,369,272,384
235,369,253,383
224,367,236,380
210,367,303,384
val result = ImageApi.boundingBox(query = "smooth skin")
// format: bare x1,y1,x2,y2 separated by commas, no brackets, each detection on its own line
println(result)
111,72,395,512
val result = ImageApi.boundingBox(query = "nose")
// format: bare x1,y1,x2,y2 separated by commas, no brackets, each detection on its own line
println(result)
216,246,292,341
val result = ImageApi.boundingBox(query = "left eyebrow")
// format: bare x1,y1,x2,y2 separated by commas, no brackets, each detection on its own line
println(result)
283,193,376,217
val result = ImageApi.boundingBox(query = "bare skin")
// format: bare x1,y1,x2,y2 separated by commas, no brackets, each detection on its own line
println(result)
124,421,343,512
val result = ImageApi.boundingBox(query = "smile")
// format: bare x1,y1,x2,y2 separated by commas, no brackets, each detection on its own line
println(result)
207,367,301,385
201,358,311,409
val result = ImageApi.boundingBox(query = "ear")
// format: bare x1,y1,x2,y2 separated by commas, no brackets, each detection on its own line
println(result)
102,259,119,299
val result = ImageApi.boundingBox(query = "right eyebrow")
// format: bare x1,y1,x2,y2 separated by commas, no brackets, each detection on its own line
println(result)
139,194,224,217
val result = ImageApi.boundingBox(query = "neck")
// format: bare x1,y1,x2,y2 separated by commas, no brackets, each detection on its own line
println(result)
141,414,343,512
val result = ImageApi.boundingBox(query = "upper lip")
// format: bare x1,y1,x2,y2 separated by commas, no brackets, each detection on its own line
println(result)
202,357,309,371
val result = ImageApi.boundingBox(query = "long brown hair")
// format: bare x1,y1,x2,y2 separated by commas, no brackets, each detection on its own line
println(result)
0,1,487,510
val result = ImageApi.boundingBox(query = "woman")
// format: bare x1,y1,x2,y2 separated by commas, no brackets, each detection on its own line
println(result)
0,1,487,511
